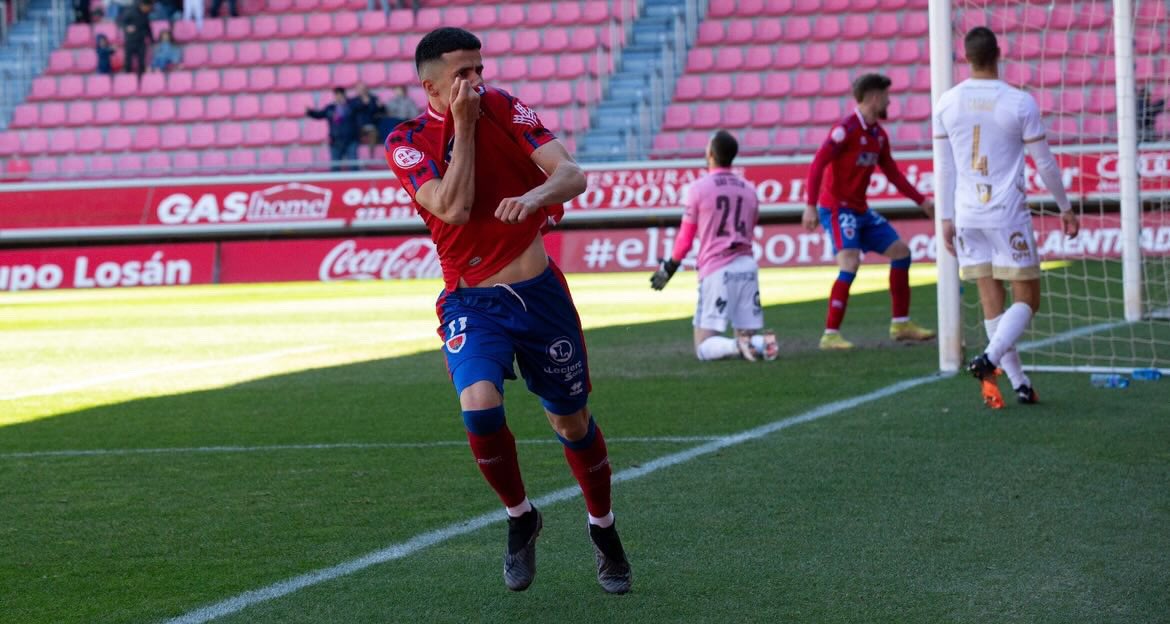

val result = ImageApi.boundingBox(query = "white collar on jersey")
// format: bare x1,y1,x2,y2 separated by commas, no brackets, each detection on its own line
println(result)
854,108,868,130
426,106,444,121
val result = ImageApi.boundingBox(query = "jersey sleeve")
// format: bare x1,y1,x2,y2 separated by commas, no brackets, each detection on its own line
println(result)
931,95,948,139
680,182,700,223
805,127,845,207
1020,93,1046,143
489,88,556,156
384,124,443,199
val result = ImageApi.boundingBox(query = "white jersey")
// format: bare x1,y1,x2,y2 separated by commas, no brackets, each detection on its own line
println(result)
933,79,1046,228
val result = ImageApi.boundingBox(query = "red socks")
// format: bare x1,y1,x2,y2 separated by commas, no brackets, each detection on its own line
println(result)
890,258,911,320
464,407,527,508
560,418,612,519
825,271,855,331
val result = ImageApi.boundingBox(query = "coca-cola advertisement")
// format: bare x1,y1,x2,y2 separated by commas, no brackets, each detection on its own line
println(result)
1,150,1167,237
218,237,442,284
0,243,215,292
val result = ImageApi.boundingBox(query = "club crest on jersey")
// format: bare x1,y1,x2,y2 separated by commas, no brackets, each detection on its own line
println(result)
977,183,993,204
393,146,424,169
830,126,846,143
547,337,574,364
513,101,539,127
446,333,467,353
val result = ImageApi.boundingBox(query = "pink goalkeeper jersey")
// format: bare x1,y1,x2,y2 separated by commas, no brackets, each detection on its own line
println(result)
682,168,759,279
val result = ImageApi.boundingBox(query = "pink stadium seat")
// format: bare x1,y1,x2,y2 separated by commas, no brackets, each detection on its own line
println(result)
48,50,73,74
347,37,374,62
110,73,137,97
81,74,111,99
524,3,553,27
1044,32,1070,57
517,83,544,107
276,66,304,91
224,17,251,40
742,45,772,71
187,123,215,149
231,94,260,121
149,99,176,124
812,98,842,124
802,43,831,69
751,19,781,44
551,2,582,26
263,40,291,66
544,82,572,107
1003,62,1033,86
724,102,751,128
199,150,228,174
333,64,358,88
136,72,165,97
894,124,927,147
871,12,899,38
1136,29,1164,55
292,40,319,64
76,127,103,153
542,28,570,54
88,157,115,181
774,128,801,150
271,120,299,146
1070,31,1104,56
10,104,37,128
778,17,810,42
792,71,821,97
697,21,724,46
512,30,540,55
842,15,869,39
96,101,122,125
691,103,721,129
247,67,276,93
66,101,94,126
257,147,285,170
359,63,386,86
204,96,232,121
1036,60,1063,88
171,19,196,42
469,6,497,29
752,101,782,126
1016,33,1043,60
687,48,714,73
59,155,87,175
192,70,221,95
902,95,931,121
1060,90,1087,115
735,73,762,99
165,71,192,96
901,11,927,37
580,1,608,25
1087,88,1116,114
499,57,526,81
133,126,160,151
651,132,680,156
1077,4,1109,28
388,63,415,86
713,47,743,72
1064,59,1093,86
782,100,812,125
141,152,170,174
229,149,257,171
39,102,66,127
57,75,83,99
738,129,769,155
160,125,188,150
762,73,791,98
1082,115,1111,139
414,8,441,31
287,92,315,114
216,123,245,149
329,11,358,36
28,77,56,101
207,43,237,68
31,157,59,176
493,4,523,28
662,104,691,131
792,0,818,14
65,23,90,48
243,122,273,148
725,20,753,45
768,44,799,70
811,16,841,41
74,48,98,73
555,55,586,81
704,74,733,100
258,93,288,119
174,96,204,123
105,125,131,151
302,120,328,143
862,40,891,65
278,14,305,38
567,29,598,54
113,154,144,175
306,13,333,37
891,40,922,64
23,130,50,154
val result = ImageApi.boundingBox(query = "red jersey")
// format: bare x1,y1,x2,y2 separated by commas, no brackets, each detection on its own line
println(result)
385,86,561,291
806,110,925,214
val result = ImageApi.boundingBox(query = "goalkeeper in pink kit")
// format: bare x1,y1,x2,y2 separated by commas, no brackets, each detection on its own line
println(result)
651,130,779,362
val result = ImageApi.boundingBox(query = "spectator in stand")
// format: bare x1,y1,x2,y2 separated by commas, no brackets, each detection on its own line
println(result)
1138,85,1165,144
151,0,181,21
151,30,182,72
74,0,92,23
367,0,416,14
208,0,237,18
306,87,361,172
118,0,154,77
349,82,383,161
380,86,420,137
182,0,204,31
95,34,116,74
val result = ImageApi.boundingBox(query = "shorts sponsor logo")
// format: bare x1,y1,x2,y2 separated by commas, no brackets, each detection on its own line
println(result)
1009,231,1033,261
392,146,425,169
547,337,574,364
446,333,467,353
570,380,584,396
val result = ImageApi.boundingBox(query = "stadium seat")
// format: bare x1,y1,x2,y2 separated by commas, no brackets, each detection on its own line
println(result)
782,100,812,125
96,101,122,125
894,123,927,147
243,121,273,148
891,40,923,64
803,43,831,69
862,40,891,65
762,73,791,98
823,70,851,97
662,104,691,131
10,104,37,128
66,101,94,126
28,77,56,101
872,13,899,38
59,155,87,175
175,97,205,123
76,127,103,153
835,41,863,66
40,102,66,127
842,14,869,40
792,71,821,97
86,156,114,178
752,101,782,127
734,73,762,99
133,125,160,151
113,153,144,175
811,16,841,41
687,48,714,73
23,130,50,154
149,99,177,124
781,17,810,42
811,98,843,125
160,125,188,150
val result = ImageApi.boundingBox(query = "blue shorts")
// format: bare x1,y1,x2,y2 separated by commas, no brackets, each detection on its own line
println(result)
435,263,590,416
818,206,900,255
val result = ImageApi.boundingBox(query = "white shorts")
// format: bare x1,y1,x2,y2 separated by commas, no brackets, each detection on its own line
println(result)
956,221,1041,281
694,254,764,332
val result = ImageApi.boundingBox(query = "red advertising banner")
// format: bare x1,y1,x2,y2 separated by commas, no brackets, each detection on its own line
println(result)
0,242,215,292
1,150,1168,234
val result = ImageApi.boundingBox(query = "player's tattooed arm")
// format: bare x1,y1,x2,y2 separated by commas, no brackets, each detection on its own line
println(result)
495,141,586,224
416,79,479,225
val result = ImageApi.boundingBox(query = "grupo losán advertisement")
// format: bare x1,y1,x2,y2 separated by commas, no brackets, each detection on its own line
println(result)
3,214,1168,292
1,150,1167,234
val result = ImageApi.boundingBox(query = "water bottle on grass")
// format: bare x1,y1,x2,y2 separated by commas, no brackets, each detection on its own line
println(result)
1131,369,1162,381
1090,374,1129,388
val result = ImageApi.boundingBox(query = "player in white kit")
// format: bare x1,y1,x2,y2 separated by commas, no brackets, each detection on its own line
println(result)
650,130,778,361
933,27,1080,408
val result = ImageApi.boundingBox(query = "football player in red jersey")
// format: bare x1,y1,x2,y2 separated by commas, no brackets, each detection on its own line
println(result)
385,28,631,594
803,73,937,350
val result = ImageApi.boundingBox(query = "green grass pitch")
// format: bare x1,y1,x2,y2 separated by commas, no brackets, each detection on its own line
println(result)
1,264,1167,623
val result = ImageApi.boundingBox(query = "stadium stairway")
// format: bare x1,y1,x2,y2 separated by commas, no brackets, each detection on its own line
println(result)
576,0,690,162
0,0,66,128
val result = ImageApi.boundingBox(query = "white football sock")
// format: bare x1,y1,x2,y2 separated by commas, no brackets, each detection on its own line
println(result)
696,336,741,360
588,511,614,528
985,315,1029,389
506,498,533,518
987,302,1033,366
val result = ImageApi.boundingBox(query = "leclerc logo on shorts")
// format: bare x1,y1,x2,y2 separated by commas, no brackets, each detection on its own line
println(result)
547,338,574,364
393,146,425,169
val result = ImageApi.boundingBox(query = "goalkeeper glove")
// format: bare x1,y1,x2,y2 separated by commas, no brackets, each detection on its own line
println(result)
650,258,680,291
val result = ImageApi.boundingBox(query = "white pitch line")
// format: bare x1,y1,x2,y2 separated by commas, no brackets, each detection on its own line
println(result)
0,346,327,402
0,436,724,460
162,373,942,624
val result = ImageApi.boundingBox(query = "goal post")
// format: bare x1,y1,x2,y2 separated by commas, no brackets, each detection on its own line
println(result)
930,0,1170,376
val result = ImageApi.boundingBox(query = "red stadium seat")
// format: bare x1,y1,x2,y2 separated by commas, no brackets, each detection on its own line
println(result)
96,101,122,125
105,125,131,149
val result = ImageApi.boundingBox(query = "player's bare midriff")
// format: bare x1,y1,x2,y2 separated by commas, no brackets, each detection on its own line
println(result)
457,235,548,288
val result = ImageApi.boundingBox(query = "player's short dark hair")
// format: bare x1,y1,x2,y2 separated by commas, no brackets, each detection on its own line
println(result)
708,130,738,167
965,26,1000,70
415,27,482,74
852,73,892,103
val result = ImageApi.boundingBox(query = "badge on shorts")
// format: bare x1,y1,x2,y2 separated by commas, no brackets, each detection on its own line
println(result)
446,333,467,353
547,337,574,364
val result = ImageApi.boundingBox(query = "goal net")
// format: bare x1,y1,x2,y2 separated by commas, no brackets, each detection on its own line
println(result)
933,0,1170,374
